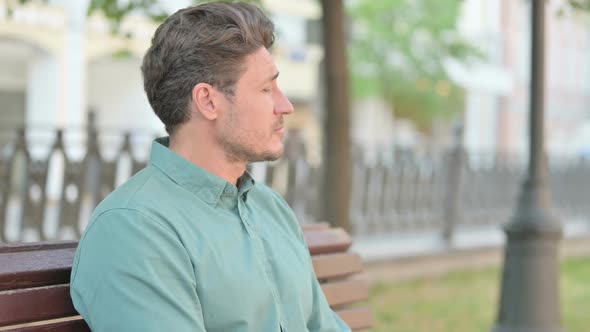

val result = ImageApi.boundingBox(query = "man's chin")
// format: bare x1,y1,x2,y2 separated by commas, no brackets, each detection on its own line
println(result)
253,148,283,163
262,152,283,162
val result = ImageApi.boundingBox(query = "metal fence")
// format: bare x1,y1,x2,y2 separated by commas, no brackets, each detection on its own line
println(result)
0,123,325,243
348,136,590,238
1,125,589,243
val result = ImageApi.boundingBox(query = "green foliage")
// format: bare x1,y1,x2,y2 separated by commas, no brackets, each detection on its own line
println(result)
112,48,133,59
85,0,264,35
347,0,482,132
86,0,263,57
193,0,262,5
87,0,167,34
568,0,590,11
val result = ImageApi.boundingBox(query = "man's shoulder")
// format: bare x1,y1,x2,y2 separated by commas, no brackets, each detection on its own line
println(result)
93,165,179,214
94,167,150,209
73,167,182,277
83,166,178,238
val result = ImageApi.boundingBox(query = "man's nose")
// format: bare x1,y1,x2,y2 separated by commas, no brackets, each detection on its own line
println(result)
274,88,294,115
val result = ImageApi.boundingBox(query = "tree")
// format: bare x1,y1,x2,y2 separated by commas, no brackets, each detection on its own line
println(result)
321,0,352,231
347,0,481,132
347,0,590,133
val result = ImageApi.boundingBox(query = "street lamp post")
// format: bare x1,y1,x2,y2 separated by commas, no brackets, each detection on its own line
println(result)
492,1,564,331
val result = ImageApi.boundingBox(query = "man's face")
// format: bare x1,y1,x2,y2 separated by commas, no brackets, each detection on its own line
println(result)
215,47,294,163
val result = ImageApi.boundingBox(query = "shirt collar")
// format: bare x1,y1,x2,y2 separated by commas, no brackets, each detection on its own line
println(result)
149,137,255,205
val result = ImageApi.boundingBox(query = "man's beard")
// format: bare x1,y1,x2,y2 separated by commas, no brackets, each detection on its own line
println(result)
216,108,284,163
220,138,283,164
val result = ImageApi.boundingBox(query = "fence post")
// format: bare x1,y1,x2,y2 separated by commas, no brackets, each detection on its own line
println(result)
442,124,465,244
82,110,102,210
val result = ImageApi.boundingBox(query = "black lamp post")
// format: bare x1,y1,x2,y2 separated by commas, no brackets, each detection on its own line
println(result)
492,1,564,331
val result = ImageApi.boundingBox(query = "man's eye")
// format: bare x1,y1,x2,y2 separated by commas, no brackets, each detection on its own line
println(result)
262,88,272,93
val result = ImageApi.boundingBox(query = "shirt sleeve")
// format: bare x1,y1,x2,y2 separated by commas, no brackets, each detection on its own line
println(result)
70,209,206,332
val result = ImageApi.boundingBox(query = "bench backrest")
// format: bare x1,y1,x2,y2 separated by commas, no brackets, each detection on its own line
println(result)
0,226,373,331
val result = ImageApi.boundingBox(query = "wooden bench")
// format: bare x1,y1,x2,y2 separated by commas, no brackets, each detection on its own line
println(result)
0,225,373,331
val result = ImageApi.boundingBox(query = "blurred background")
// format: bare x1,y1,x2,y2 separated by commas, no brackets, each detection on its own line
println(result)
0,0,589,331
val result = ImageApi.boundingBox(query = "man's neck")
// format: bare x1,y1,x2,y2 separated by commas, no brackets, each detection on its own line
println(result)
169,131,246,186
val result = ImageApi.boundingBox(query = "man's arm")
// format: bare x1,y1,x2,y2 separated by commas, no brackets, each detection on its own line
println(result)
70,209,206,332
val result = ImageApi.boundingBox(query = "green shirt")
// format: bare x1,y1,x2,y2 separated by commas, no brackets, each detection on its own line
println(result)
70,137,350,332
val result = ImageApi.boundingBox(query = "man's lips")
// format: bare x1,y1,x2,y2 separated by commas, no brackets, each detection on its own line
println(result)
274,119,284,133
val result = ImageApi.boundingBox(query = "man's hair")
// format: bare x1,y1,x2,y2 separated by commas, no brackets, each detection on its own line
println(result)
141,2,275,134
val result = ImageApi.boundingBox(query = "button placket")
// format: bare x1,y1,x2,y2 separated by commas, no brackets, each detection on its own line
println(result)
238,201,287,330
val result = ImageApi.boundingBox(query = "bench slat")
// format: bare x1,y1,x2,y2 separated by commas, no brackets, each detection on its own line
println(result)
0,242,78,254
0,227,372,331
0,248,75,291
2,318,90,332
336,307,374,331
301,222,330,231
0,285,77,326
312,252,363,279
304,228,352,255
321,279,369,307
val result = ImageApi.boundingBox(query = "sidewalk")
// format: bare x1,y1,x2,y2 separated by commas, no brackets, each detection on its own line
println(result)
353,219,590,284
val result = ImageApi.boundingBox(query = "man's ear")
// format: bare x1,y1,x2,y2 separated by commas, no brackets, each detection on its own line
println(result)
192,83,220,120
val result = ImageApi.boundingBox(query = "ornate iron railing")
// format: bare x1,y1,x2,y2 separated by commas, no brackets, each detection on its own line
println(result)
1,125,589,243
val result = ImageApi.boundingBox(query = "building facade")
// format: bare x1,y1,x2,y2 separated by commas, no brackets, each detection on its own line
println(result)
454,0,590,158
0,0,324,160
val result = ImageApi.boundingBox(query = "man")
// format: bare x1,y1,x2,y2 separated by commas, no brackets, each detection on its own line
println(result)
70,2,351,332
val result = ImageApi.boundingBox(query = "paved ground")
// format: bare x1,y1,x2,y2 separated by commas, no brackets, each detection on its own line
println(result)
361,233,590,284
